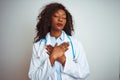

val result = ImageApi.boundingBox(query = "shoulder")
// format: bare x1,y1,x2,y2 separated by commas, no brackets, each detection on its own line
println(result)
32,39,46,56
33,39,46,48
70,36,84,47
69,36,80,43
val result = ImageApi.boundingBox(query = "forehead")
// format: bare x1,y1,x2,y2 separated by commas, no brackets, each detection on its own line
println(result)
54,9,66,15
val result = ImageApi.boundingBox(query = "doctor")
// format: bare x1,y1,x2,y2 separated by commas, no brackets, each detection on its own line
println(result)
28,2,90,80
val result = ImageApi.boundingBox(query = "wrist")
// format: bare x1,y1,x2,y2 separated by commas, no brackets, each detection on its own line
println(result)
49,55,55,66
57,55,66,66
62,56,66,66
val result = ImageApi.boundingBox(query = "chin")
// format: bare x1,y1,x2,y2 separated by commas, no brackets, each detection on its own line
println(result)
57,27,64,30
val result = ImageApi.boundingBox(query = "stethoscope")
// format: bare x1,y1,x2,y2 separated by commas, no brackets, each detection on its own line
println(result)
35,34,75,59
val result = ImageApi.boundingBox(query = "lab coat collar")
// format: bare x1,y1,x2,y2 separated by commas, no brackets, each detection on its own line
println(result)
45,31,69,45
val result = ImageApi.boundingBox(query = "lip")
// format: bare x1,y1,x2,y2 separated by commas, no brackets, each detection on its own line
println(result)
57,23,63,27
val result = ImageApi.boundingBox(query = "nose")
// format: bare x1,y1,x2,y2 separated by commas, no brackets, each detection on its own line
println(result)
58,17,63,22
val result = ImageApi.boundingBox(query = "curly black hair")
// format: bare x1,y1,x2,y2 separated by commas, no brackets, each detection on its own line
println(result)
34,2,74,43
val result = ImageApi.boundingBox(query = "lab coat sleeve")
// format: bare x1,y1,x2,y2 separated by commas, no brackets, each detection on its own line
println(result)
63,39,90,79
28,43,54,80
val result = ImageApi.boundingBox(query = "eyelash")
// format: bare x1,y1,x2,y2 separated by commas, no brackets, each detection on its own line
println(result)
53,15,66,19
54,15,58,17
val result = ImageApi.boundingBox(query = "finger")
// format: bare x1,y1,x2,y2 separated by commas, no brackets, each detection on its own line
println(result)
61,42,66,45
60,43,66,48
64,42,69,47
62,42,69,47
46,47,53,52
46,45,53,50
46,46,51,51
62,44,68,49
47,51,50,55
46,44,51,47
46,45,50,49
49,45,53,48
46,48,50,53
66,42,69,46
46,44,53,48
50,46,54,49
65,48,68,51
46,47,50,54
60,46,67,51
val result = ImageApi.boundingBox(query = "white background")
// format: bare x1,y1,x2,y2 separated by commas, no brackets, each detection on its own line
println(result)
0,0,119,80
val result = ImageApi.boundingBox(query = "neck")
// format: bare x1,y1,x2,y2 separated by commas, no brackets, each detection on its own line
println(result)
50,30,62,39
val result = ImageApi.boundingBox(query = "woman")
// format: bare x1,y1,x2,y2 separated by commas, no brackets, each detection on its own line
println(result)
28,2,90,80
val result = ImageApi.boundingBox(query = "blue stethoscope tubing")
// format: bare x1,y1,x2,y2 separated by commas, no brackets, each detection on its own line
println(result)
67,35,75,59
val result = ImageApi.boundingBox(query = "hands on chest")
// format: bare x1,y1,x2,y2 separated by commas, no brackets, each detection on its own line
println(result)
46,42,69,66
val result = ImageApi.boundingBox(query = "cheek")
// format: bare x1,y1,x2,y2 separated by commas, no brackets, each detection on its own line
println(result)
64,20,67,25
52,18,57,24
51,19,57,26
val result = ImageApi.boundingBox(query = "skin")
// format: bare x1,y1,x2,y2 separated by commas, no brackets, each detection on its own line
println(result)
46,9,69,66
50,9,67,39
46,42,69,66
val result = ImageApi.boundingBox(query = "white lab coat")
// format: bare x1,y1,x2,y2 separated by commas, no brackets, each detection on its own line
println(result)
28,31,90,80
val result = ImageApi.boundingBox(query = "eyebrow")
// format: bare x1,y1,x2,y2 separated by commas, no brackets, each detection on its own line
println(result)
54,12,66,16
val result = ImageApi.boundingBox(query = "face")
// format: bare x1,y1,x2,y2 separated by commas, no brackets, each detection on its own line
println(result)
51,9,66,31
